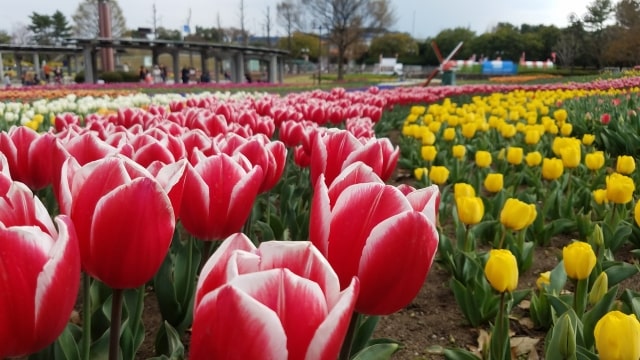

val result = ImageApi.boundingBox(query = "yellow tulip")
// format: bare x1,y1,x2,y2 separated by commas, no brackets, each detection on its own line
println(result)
554,109,568,123
500,123,517,138
410,105,426,115
443,128,456,141
593,189,608,205
542,158,564,181
421,145,437,162
582,134,596,146
429,166,450,185
506,147,523,165
606,173,635,204
525,130,541,145
484,173,504,193
428,121,441,133
585,151,605,171
452,145,466,159
548,124,559,135
562,241,596,280
536,271,551,290
635,201,640,227
414,167,428,180
560,145,581,169
475,150,492,168
560,122,573,136
484,249,518,293
525,151,542,167
461,122,478,139
500,198,537,231
420,129,436,145
616,155,636,175
594,311,640,360
454,183,476,199
456,196,484,225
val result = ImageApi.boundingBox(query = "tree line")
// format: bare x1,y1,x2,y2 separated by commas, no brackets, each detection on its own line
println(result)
2,0,639,78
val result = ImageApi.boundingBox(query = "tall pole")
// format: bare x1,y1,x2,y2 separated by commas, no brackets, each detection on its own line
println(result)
317,25,321,86
98,0,114,72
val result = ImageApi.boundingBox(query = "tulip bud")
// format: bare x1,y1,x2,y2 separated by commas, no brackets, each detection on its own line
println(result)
500,198,537,231
605,173,635,204
475,150,492,168
506,147,523,165
592,224,604,248
443,128,456,141
616,155,636,175
452,145,466,159
484,173,504,193
421,145,437,162
429,166,450,185
589,272,608,306
557,314,577,359
525,151,542,167
456,196,484,226
582,134,596,146
454,183,476,199
536,271,551,290
414,167,428,181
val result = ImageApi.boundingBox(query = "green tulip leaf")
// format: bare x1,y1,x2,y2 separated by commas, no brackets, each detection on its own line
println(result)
550,261,568,294
350,315,381,356
575,345,599,360
351,343,399,360
149,322,185,360
620,289,640,319
603,262,639,286
443,348,481,360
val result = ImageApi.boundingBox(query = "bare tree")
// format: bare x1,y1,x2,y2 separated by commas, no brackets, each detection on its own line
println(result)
11,23,32,45
239,0,247,45
300,0,395,80
150,2,161,38
277,0,302,52
72,0,127,38
264,6,273,47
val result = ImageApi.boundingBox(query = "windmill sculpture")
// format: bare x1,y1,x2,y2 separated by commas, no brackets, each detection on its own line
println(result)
423,41,464,86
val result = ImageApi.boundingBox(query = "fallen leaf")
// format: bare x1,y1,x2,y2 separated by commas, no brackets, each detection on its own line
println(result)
511,336,540,360
518,300,531,310
518,317,535,329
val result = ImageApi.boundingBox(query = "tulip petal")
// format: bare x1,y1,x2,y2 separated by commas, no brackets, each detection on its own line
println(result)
195,233,256,307
310,174,331,255
405,184,440,224
0,225,50,357
328,183,411,289
343,140,384,177
33,216,80,351
356,211,438,314
179,163,211,239
257,241,341,307
306,277,359,360
88,177,174,289
326,162,382,205
191,275,288,360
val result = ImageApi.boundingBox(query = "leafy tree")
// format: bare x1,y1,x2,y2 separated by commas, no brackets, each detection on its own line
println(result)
299,0,395,80
51,10,72,43
28,12,53,45
0,30,11,44
428,27,476,65
72,0,127,38
603,0,640,65
583,0,614,67
155,27,182,41
367,32,417,61
277,31,320,60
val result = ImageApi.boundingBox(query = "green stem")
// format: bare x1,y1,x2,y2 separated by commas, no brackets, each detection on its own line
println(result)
108,289,124,360
574,278,589,318
81,273,92,360
492,292,509,360
498,226,507,249
338,312,361,360
463,224,472,252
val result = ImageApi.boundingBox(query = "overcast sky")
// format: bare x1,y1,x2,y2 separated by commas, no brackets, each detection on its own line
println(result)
1,0,594,39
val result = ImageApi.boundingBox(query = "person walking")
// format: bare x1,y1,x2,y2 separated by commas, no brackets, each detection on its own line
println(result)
181,66,190,84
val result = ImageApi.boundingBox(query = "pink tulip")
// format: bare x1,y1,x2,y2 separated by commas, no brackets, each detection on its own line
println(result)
191,233,359,360
0,175,80,357
601,113,611,125
310,130,399,187
180,153,263,240
60,155,175,289
0,127,58,190
311,172,439,315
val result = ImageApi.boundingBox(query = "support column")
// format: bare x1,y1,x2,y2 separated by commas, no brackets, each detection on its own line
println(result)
214,57,220,83
83,47,95,84
151,48,160,66
33,53,41,81
15,54,23,83
171,51,180,84
268,55,278,83
278,56,284,84
234,52,244,83
200,50,208,77
0,52,4,81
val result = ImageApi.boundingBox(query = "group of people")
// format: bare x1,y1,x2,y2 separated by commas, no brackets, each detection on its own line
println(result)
139,64,168,84
42,63,64,84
